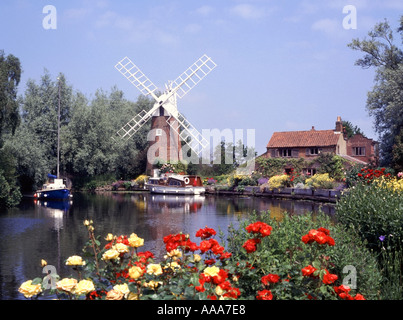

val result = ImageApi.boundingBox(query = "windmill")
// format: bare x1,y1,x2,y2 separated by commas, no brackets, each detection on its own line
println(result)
114,54,217,174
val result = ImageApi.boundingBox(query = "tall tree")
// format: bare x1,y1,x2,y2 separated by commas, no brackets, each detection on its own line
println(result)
0,50,21,146
0,51,22,207
348,17,403,168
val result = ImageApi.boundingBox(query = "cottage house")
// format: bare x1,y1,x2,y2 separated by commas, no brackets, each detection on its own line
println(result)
260,116,378,175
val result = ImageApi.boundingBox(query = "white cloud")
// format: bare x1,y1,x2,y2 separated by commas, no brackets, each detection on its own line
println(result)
230,4,270,20
311,18,340,36
195,5,214,16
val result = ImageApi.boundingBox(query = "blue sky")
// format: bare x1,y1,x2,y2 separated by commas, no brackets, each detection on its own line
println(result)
1,0,403,154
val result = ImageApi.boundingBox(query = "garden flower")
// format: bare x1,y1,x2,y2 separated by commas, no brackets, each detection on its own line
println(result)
301,265,317,277
256,289,273,300
301,228,335,246
105,233,114,241
113,242,129,254
322,270,338,285
165,261,181,271
261,274,280,285
165,249,182,259
41,259,47,267
193,254,201,262
146,263,163,276
66,255,86,266
102,249,120,261
129,266,144,279
106,289,124,300
245,221,272,237
242,238,261,253
73,279,95,296
354,294,366,300
203,266,220,278
144,280,162,290
128,233,144,248
113,283,130,298
18,280,42,298
56,278,77,293
379,235,385,242
196,226,217,239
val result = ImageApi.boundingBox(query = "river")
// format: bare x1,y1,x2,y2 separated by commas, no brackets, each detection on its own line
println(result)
0,192,335,300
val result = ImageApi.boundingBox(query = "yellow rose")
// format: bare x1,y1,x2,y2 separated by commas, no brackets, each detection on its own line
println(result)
18,280,42,298
113,243,129,254
113,283,130,298
215,285,224,296
164,261,181,271
146,263,163,276
165,249,182,260
41,259,47,267
106,289,124,300
102,249,120,260
56,278,77,292
128,233,144,248
129,266,144,279
66,255,86,266
193,254,201,263
144,280,162,289
73,279,95,296
203,266,220,277
127,292,140,300
105,233,114,241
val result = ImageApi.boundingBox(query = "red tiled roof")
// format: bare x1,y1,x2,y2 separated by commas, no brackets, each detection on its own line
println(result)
267,129,341,148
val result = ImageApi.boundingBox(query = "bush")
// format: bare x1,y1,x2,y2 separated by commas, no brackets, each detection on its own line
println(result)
18,212,381,300
224,211,382,300
305,173,335,189
336,179,403,250
336,177,403,299
268,174,289,189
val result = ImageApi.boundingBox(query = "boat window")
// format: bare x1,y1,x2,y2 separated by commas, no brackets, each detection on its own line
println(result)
169,180,181,186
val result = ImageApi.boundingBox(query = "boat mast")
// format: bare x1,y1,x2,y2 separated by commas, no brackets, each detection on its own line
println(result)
57,77,61,179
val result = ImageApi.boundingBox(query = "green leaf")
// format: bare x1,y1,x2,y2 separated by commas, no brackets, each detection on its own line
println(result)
31,277,43,285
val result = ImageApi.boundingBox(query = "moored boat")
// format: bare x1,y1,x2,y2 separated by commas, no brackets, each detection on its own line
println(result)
34,174,71,200
146,174,205,195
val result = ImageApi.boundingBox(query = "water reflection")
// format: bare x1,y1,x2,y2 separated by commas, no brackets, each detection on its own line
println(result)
0,192,334,300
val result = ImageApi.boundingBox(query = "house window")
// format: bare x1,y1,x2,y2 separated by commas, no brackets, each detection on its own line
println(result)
304,168,316,176
280,149,292,157
309,148,319,155
353,147,366,156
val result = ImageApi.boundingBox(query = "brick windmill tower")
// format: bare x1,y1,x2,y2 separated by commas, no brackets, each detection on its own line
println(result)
114,54,216,175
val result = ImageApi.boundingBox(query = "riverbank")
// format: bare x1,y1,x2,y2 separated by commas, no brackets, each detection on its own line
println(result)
205,186,341,203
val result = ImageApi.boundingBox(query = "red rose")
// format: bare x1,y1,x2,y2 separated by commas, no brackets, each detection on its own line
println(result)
256,290,273,300
302,265,317,277
261,274,280,285
322,270,338,285
242,238,261,253
354,293,366,300
196,227,216,239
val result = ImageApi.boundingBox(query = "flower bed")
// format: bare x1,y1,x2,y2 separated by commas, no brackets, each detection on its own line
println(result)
18,211,381,300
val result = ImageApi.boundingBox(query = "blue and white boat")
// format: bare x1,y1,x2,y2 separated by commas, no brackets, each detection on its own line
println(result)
35,174,71,200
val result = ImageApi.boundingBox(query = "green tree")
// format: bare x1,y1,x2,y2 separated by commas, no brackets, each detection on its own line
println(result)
0,50,22,206
348,17,403,168
342,120,365,138
0,50,21,146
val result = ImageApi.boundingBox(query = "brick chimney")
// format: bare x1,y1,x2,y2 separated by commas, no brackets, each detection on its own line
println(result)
335,116,343,133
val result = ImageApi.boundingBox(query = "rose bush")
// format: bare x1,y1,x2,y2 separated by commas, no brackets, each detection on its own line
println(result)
18,213,381,300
